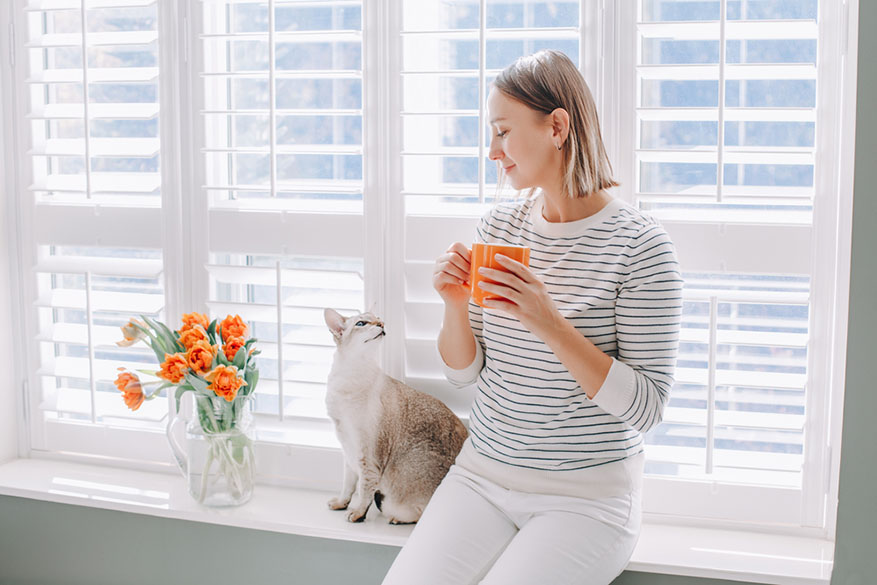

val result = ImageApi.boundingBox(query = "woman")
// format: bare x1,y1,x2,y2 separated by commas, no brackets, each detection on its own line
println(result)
382,50,683,585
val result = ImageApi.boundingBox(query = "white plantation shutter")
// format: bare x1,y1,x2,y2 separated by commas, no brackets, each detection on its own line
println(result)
399,0,586,416
615,0,842,525
17,0,170,456
4,0,851,526
196,0,366,432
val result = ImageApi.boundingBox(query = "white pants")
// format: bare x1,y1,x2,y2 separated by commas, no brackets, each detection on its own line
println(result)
381,465,641,585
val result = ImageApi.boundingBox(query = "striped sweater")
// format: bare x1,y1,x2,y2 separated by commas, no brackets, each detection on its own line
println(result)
442,194,683,498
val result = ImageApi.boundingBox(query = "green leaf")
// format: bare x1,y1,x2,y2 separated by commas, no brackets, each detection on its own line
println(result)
148,381,174,400
216,348,229,367
243,368,259,395
244,338,258,349
158,322,185,352
135,369,160,378
174,385,191,412
207,319,218,343
141,316,173,353
233,345,246,369
185,372,210,395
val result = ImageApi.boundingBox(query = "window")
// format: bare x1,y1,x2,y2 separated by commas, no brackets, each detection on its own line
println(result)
4,0,853,534
611,0,844,527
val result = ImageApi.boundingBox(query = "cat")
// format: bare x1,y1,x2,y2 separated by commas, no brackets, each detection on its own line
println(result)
323,308,468,524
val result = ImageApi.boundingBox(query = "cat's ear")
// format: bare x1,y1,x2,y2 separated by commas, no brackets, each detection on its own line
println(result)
324,308,346,343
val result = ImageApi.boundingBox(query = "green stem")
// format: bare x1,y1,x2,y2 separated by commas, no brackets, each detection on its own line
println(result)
198,444,214,504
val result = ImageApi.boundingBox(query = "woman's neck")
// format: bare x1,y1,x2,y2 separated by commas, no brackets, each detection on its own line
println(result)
539,187,613,223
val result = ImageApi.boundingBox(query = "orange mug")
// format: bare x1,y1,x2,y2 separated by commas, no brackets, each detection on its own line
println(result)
469,243,531,307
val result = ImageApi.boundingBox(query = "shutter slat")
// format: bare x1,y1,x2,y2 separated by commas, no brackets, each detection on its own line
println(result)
26,31,158,48
27,67,159,84
200,30,362,42
31,172,161,194
201,70,362,80
26,0,157,9
37,323,153,349
664,406,805,432
637,107,815,122
40,387,166,422
36,289,164,314
39,356,156,382
676,366,806,390
203,179,362,193
636,147,813,166
680,327,808,348
32,138,160,158
35,256,162,278
29,103,159,120
637,20,817,40
202,145,362,155
638,63,816,81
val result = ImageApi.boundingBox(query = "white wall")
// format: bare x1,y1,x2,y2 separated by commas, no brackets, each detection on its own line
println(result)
0,143,18,463
0,13,20,462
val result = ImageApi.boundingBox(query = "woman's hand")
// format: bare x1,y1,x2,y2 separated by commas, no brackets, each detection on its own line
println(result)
477,254,564,337
432,242,472,309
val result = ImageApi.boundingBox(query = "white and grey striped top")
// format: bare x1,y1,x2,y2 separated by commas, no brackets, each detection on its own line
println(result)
444,194,683,474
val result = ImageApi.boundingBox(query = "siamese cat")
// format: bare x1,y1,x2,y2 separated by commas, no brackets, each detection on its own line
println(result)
323,308,468,524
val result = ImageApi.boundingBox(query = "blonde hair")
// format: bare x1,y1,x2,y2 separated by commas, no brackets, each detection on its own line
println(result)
493,50,619,199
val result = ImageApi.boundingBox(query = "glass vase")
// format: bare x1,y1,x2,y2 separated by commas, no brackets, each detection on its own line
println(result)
166,393,256,507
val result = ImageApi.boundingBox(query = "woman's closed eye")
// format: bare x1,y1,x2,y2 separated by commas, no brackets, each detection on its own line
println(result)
495,130,509,138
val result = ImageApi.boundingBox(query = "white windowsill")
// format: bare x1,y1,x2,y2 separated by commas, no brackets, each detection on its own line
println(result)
0,457,833,585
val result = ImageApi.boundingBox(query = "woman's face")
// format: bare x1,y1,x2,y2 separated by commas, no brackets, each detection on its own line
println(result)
487,88,559,191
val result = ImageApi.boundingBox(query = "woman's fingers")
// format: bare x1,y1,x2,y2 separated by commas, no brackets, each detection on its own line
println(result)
493,254,537,284
477,266,522,293
435,243,472,284
436,256,468,282
477,280,518,301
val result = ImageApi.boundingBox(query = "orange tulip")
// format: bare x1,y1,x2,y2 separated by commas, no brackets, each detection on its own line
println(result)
220,314,248,342
180,312,210,333
114,369,145,411
178,324,208,350
186,340,217,375
116,318,146,347
122,390,145,411
223,336,246,362
158,352,189,383
204,365,248,402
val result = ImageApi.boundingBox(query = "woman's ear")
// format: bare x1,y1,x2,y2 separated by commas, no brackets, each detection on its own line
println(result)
549,107,570,145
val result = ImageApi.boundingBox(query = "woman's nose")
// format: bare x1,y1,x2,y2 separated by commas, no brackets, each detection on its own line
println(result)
488,137,504,161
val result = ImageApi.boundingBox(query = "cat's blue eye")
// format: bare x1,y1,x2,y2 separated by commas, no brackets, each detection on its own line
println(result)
355,320,367,327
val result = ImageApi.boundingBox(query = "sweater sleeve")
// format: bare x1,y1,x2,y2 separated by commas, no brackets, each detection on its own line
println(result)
439,211,490,388
590,223,683,434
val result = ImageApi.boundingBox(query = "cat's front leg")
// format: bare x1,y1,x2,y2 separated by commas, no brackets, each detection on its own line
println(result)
328,461,358,510
346,461,380,523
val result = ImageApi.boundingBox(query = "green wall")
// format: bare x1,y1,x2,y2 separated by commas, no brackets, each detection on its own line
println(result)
826,0,877,584
0,495,747,585
1,3,875,585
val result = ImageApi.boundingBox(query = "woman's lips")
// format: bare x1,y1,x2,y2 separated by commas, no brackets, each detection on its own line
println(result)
503,164,516,172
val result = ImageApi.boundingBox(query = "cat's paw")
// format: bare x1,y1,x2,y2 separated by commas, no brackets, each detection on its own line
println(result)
388,517,417,525
327,497,350,511
346,508,368,523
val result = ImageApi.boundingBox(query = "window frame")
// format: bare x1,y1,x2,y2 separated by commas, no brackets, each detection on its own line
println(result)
0,0,856,540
